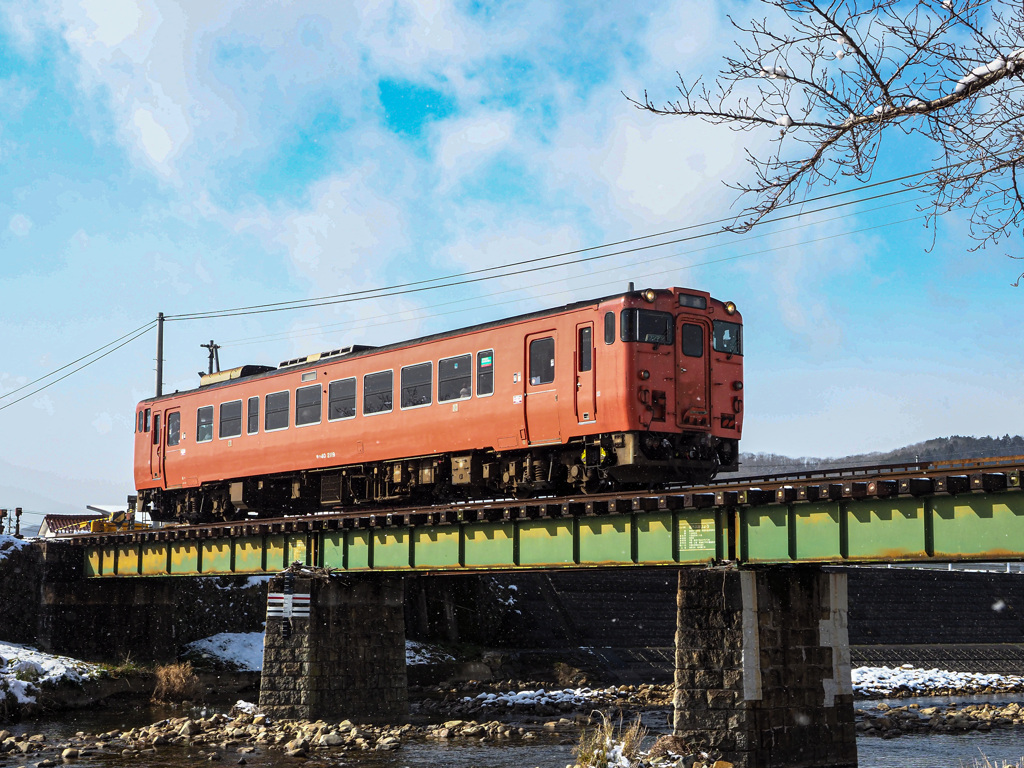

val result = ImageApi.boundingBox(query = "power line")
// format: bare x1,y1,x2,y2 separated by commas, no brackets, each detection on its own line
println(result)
168,181,930,322
0,320,156,404
163,153,1007,323
0,324,155,414
223,192,929,348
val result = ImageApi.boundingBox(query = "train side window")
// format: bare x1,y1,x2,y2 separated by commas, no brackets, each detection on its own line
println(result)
265,391,290,431
145,408,151,432
296,384,322,426
220,400,243,438
401,363,432,409
167,412,181,446
196,406,214,442
328,378,356,420
681,323,704,358
578,327,592,372
363,371,393,415
152,413,161,445
604,312,615,344
247,396,259,435
477,350,494,396
529,337,555,385
137,411,145,433
438,354,472,402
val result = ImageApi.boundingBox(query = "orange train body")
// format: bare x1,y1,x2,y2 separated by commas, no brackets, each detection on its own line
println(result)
133,287,743,522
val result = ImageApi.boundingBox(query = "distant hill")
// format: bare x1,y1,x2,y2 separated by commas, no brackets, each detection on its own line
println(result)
727,435,1024,477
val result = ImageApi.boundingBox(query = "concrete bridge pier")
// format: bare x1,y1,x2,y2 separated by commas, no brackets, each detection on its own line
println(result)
674,567,856,768
258,572,408,722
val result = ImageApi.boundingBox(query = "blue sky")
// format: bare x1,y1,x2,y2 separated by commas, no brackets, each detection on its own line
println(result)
0,0,1021,521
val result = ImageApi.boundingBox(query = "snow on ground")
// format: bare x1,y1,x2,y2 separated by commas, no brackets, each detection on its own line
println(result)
182,633,454,670
853,665,1024,697
465,687,612,709
0,641,103,705
0,534,29,563
184,632,265,671
405,640,455,665
213,575,272,590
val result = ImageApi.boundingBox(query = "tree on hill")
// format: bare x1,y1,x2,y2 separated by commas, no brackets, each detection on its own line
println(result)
733,434,1024,475
630,0,1023,276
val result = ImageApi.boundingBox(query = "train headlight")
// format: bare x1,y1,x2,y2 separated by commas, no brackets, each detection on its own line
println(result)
732,381,743,391
639,370,650,380
724,301,737,315
642,288,657,303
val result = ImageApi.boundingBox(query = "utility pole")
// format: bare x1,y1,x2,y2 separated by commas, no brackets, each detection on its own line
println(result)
201,340,221,375
156,312,165,397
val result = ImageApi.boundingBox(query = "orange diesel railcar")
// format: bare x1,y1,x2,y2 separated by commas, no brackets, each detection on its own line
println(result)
133,287,743,522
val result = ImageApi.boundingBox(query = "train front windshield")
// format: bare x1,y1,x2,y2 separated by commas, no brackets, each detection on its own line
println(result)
712,320,742,355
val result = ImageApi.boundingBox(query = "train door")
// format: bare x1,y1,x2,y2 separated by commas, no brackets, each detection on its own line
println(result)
574,322,596,423
149,411,163,483
524,331,561,444
675,317,711,428
162,408,181,488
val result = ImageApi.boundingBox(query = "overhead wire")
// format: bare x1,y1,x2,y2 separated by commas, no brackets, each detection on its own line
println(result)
0,323,156,414
223,191,930,348
168,181,931,322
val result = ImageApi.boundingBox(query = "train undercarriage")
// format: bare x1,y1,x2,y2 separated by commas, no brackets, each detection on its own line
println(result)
138,431,739,524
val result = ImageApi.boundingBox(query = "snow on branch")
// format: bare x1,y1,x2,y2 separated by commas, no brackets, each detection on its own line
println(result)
628,0,1024,254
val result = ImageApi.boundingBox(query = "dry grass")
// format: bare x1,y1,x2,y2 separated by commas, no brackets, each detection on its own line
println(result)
152,661,202,703
573,713,647,768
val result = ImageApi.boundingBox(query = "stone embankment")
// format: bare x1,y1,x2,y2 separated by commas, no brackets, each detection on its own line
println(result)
856,701,1024,738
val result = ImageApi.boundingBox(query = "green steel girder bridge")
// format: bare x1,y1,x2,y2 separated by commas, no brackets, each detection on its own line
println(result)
71,458,1024,577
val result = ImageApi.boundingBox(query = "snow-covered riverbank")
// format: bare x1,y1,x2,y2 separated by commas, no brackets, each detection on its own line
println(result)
0,641,103,715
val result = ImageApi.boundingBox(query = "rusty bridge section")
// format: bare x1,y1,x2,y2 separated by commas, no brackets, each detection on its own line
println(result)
74,457,1024,577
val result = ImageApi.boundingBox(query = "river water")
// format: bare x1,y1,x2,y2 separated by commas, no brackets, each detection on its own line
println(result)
7,699,1024,768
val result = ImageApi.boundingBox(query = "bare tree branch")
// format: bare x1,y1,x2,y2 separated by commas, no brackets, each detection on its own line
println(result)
628,0,1024,254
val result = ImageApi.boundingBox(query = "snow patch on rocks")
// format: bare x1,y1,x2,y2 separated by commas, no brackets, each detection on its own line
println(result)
0,534,29,563
853,664,1024,697
0,641,103,707
406,640,455,666
184,632,265,671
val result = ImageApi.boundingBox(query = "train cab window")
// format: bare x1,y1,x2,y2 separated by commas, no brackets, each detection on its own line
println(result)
152,413,161,445
438,355,471,402
196,406,214,442
712,320,743,355
167,412,181,446
296,384,322,426
604,312,615,344
247,397,259,434
265,391,290,431
401,363,432,409
220,400,243,438
620,309,674,345
681,323,704,358
364,371,393,415
145,408,151,432
529,337,555,385
578,327,593,372
328,378,356,420
137,411,145,433
477,350,494,397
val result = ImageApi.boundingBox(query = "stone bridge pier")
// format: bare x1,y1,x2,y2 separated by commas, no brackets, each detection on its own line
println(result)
258,572,407,722
674,566,857,768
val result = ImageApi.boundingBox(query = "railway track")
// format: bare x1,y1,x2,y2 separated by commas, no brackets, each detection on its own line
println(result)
64,455,1024,547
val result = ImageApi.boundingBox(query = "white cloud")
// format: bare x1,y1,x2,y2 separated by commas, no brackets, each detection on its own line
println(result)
435,112,515,188
8,214,32,237
32,395,54,416
92,411,113,434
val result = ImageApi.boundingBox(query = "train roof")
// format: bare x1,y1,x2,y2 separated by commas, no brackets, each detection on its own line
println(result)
138,286,721,405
